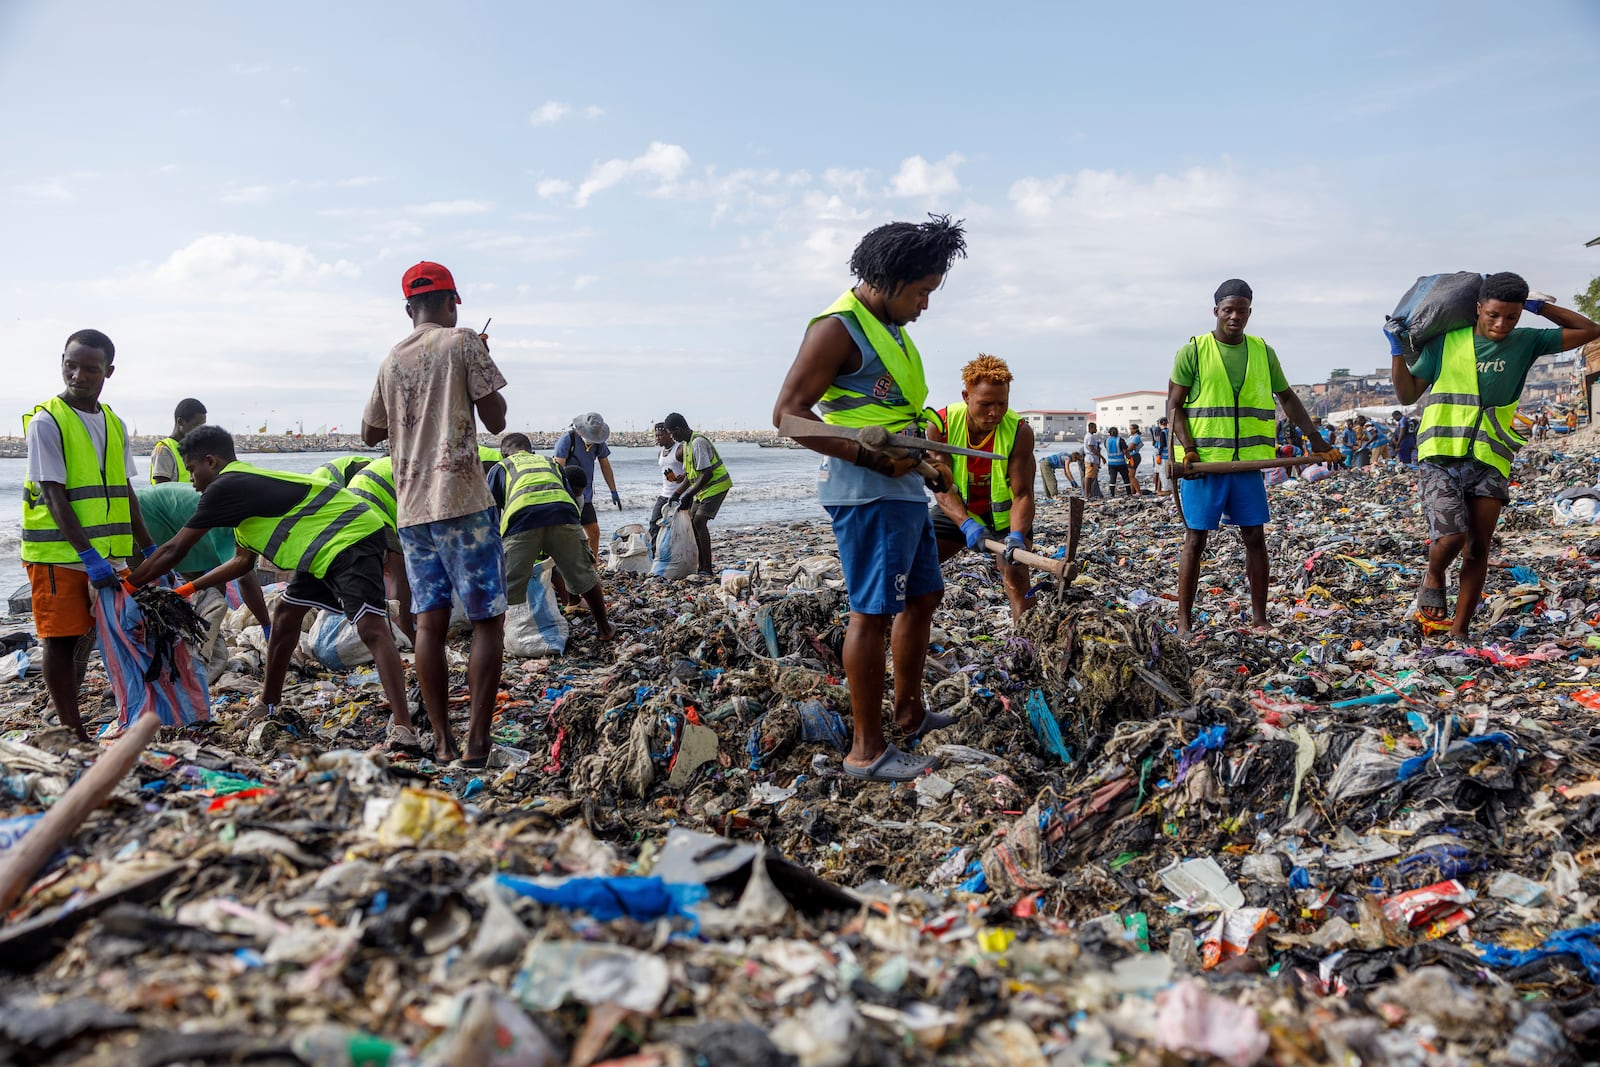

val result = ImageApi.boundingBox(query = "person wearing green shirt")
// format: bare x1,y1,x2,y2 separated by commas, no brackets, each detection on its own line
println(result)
1167,279,1339,639
136,481,271,681
1392,271,1600,638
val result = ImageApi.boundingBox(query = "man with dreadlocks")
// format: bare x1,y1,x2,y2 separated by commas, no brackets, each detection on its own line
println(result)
773,214,966,782
927,354,1038,621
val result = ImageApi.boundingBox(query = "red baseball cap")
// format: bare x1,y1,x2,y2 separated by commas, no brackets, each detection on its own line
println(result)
401,261,463,304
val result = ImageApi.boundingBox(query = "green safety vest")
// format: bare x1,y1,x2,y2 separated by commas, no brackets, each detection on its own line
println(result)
1184,333,1276,462
313,455,372,486
478,446,502,463
812,289,932,432
499,452,579,533
21,397,136,564
684,433,732,500
1417,328,1525,477
937,403,1019,534
223,461,384,577
346,456,396,529
151,436,189,483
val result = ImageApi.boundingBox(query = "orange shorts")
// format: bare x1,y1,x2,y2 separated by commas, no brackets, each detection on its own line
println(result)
27,563,95,639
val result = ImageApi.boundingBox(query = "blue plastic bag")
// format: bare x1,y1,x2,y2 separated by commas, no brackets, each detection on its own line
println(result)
1026,689,1072,764
495,874,706,924
798,699,848,752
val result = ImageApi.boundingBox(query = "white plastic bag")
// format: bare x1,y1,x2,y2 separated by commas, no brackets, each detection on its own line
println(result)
650,508,699,580
607,523,653,574
505,560,569,657
299,609,409,669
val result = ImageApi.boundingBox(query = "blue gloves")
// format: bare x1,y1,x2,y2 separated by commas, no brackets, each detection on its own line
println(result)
262,623,272,641
610,489,622,509
77,547,118,589
960,518,987,550
1005,531,1026,550
141,544,158,560
1384,328,1405,357
1525,298,1546,315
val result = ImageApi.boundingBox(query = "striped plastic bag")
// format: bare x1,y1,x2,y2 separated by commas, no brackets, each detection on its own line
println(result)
93,586,210,730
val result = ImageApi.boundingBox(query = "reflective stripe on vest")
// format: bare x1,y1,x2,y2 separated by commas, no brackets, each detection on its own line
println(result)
347,456,396,529
945,403,1018,534
1417,328,1525,476
499,452,578,533
225,461,384,577
811,290,931,432
1185,334,1276,462
684,433,732,499
153,437,190,483
20,398,135,563
313,455,371,486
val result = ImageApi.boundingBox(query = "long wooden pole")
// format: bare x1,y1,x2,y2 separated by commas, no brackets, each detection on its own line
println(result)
0,711,162,917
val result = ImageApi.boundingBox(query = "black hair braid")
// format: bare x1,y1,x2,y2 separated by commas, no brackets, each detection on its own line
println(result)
848,213,968,294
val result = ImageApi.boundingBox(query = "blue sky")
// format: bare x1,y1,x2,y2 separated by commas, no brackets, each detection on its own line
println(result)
3,1,1598,434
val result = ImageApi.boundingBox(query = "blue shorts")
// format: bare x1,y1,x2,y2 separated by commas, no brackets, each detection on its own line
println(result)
1179,470,1269,531
825,500,943,616
398,508,507,620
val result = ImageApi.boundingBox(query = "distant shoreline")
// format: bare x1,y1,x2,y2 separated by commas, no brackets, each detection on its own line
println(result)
0,428,787,459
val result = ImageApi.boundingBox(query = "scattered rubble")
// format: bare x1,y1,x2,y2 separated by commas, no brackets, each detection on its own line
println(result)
4,436,1600,1064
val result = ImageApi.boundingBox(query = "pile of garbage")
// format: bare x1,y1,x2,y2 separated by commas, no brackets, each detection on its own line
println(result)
4,438,1600,1065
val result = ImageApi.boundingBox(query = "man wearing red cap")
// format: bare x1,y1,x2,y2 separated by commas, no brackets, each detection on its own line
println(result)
363,261,509,766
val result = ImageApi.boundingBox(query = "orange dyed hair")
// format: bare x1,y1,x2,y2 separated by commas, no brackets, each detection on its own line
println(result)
961,354,1013,388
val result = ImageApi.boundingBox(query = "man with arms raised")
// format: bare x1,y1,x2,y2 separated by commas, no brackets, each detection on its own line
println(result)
1392,273,1600,637
773,214,966,782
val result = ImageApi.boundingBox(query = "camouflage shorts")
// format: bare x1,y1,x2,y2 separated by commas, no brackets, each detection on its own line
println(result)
1417,458,1510,539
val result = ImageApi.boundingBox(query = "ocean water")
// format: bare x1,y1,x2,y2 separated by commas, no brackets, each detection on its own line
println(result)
0,441,1106,599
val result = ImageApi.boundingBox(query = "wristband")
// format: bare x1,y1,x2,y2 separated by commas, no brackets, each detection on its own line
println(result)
174,582,196,598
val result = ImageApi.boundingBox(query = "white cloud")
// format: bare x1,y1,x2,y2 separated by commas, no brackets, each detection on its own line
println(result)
536,178,572,198
890,153,965,198
574,142,692,207
530,101,570,125
337,175,384,188
572,274,599,291
406,199,494,216
529,101,604,125
230,61,272,75
148,234,359,289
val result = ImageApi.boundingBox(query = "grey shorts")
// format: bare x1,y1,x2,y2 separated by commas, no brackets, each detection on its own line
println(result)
692,490,727,521
1418,458,1510,539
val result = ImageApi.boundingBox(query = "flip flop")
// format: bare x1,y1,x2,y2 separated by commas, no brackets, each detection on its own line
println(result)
1415,584,1449,623
909,708,959,740
843,743,935,782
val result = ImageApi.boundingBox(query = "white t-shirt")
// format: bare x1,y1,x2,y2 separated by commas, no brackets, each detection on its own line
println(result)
1083,431,1102,464
26,405,138,485
25,403,140,568
658,443,684,495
